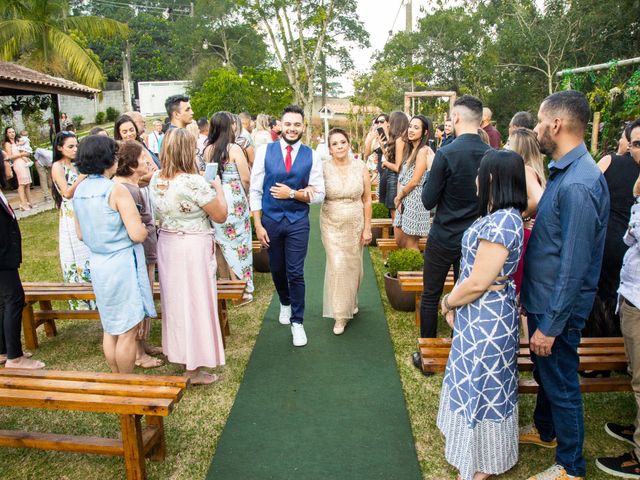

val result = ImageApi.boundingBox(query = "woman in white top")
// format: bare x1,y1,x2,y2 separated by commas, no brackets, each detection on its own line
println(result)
252,114,273,148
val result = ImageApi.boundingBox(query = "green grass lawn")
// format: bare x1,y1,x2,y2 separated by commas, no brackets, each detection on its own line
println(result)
2,210,636,479
1,209,274,480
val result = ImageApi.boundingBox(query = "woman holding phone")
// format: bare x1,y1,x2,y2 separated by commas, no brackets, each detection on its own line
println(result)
204,112,254,305
150,128,227,385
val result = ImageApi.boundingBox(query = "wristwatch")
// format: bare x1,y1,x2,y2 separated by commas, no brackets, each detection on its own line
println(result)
288,189,295,199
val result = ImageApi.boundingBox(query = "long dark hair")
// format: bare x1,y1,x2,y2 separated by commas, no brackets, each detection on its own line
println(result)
477,150,528,216
52,131,77,208
386,111,409,164
113,114,142,143
404,115,433,167
4,126,15,145
205,111,235,176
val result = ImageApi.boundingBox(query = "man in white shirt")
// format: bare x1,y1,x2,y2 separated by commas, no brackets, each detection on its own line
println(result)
250,105,325,347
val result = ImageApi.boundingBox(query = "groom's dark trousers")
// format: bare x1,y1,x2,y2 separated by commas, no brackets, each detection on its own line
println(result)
262,215,310,324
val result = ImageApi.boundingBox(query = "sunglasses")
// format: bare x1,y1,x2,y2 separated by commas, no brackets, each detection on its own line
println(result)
630,140,640,149
374,119,385,124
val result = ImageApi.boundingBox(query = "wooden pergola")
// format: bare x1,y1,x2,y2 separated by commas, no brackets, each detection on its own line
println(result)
404,90,457,118
0,61,100,132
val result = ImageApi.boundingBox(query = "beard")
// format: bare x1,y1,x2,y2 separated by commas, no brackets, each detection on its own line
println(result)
537,125,557,157
283,131,303,145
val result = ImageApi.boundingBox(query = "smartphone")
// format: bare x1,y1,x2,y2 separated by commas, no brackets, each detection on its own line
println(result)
204,162,218,182
376,126,388,144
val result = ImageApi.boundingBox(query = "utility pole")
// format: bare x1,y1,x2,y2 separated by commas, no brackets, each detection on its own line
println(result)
122,42,133,112
405,0,412,33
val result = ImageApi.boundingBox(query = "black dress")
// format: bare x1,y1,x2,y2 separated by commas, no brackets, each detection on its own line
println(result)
585,153,640,336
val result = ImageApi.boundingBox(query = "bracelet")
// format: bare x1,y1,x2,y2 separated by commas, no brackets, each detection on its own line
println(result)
443,294,453,312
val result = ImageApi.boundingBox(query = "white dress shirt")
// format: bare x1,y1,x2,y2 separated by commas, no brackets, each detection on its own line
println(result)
250,138,325,211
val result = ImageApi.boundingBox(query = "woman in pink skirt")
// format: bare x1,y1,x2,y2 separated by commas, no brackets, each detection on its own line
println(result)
149,128,228,385
3,127,32,210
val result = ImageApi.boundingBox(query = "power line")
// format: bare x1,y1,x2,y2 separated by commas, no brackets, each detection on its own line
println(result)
385,0,406,45
89,0,191,16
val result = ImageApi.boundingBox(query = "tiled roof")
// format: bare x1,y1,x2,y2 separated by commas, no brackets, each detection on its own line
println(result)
0,61,100,97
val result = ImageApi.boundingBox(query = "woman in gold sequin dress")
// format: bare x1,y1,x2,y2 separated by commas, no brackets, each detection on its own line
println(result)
320,129,373,335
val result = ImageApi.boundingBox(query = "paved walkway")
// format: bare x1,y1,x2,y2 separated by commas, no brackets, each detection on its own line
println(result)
5,186,55,220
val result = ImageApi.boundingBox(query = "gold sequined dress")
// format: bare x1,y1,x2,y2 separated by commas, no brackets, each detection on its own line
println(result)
320,158,366,320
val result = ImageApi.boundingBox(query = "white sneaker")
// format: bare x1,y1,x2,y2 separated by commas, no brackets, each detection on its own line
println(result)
279,304,292,325
291,323,307,347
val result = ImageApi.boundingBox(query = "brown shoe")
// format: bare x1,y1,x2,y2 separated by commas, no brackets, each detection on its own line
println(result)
519,424,558,448
526,464,583,480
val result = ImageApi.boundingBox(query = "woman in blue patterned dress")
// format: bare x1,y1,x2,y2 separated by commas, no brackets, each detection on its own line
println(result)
436,150,527,480
204,112,254,304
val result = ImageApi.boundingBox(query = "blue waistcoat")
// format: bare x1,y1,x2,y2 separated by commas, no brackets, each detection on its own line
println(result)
262,142,312,223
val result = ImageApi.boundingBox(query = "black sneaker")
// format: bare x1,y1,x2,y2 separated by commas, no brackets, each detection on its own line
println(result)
596,451,640,478
606,423,636,446
411,352,433,377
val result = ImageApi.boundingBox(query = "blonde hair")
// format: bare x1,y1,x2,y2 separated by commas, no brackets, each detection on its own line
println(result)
478,128,490,145
508,128,547,187
159,128,198,178
185,121,199,140
255,114,270,131
153,120,163,127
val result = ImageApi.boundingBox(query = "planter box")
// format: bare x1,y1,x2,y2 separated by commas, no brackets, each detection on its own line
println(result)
383,272,415,312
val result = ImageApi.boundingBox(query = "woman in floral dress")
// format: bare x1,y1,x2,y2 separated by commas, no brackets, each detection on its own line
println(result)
51,132,94,310
205,112,254,303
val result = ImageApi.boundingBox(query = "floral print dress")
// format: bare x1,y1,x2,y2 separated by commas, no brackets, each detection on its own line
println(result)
213,162,254,293
56,164,95,310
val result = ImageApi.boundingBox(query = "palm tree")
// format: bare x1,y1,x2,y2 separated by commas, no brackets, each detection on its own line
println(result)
0,0,129,88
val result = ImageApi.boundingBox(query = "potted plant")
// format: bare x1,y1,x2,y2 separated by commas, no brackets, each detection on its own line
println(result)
371,202,391,242
251,216,270,273
384,248,423,311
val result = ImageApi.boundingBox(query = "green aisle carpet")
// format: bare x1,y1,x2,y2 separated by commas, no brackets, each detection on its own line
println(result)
206,207,421,480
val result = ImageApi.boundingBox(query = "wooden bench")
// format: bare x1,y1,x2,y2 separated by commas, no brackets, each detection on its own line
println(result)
398,270,455,326
418,337,631,393
376,237,427,258
371,218,393,239
0,368,188,479
21,280,247,350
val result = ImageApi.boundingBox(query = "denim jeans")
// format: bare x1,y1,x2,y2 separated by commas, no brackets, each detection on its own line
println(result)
528,313,586,477
418,236,460,338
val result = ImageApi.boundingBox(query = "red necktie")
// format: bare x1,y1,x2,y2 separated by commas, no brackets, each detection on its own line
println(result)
285,145,293,173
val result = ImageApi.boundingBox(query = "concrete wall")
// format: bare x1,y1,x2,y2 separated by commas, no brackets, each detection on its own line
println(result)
58,82,129,126
138,81,190,116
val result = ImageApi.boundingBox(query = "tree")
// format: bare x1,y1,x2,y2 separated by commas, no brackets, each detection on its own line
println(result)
190,67,293,118
243,0,368,139
0,0,129,88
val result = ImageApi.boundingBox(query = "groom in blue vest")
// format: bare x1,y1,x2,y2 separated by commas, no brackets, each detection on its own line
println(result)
250,105,325,347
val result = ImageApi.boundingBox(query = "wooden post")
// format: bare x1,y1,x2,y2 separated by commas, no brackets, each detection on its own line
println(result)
404,95,411,115
144,416,166,461
21,303,38,351
120,414,145,480
40,300,58,337
591,111,601,154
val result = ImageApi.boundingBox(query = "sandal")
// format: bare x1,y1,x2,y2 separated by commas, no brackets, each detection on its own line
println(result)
135,355,164,369
188,372,219,386
234,293,253,307
0,351,32,365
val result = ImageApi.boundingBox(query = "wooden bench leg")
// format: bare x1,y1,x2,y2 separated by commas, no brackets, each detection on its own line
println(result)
217,300,227,348
415,293,421,328
144,416,166,461
21,302,38,351
40,300,58,337
120,414,146,480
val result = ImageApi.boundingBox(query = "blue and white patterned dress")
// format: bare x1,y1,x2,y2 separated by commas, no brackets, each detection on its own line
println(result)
436,207,524,480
